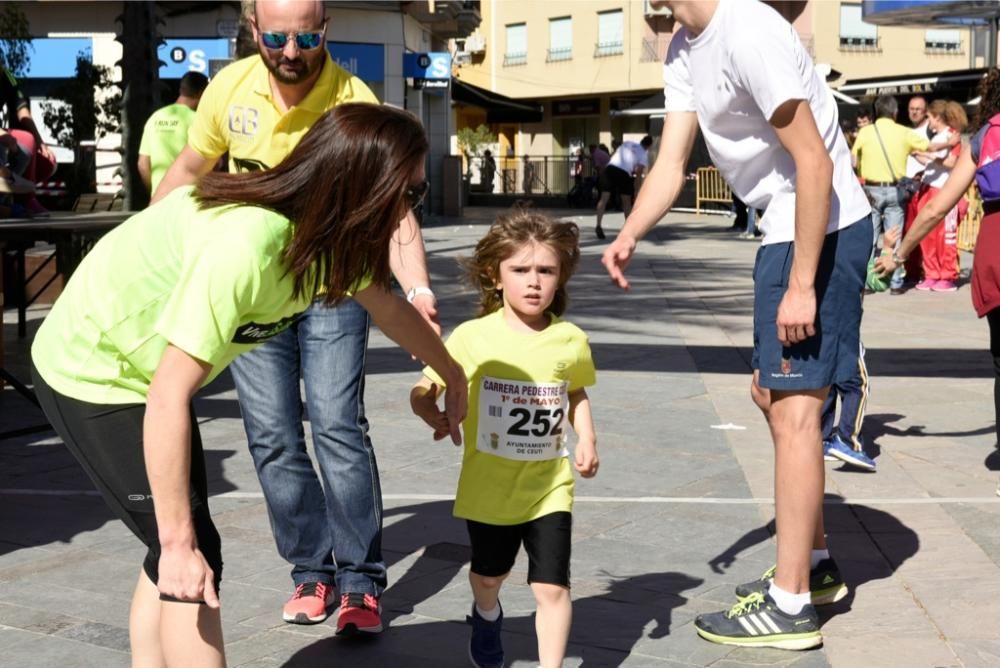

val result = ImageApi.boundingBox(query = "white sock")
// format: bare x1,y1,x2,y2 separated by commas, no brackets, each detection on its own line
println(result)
768,582,810,616
810,549,830,569
475,602,500,621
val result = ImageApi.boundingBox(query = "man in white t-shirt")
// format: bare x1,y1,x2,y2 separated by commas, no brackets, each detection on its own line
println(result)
905,95,930,180
594,135,653,239
602,0,872,650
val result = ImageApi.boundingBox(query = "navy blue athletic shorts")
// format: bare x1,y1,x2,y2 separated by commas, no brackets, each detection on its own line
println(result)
751,216,873,391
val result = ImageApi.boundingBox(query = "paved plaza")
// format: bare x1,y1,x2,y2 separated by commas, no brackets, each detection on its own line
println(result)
2,207,999,667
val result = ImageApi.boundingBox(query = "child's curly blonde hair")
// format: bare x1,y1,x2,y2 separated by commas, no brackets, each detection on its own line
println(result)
461,209,581,318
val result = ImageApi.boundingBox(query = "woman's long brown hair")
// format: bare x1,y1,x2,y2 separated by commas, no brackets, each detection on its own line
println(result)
194,103,428,304
975,68,1000,133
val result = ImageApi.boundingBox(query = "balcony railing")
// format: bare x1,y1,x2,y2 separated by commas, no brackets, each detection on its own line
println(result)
925,40,963,54
839,35,881,52
503,51,527,66
594,41,624,58
546,47,572,62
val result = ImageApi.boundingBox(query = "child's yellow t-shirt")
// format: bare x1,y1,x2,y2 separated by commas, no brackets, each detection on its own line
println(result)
424,309,596,525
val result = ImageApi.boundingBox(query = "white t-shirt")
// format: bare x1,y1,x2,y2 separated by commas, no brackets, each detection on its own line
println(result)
905,120,930,178
922,128,954,189
662,0,870,245
608,141,649,175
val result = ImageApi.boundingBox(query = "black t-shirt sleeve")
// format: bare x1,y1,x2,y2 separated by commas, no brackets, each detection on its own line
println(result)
0,68,29,128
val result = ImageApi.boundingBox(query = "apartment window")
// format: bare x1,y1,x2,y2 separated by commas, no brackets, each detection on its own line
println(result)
548,17,573,62
925,29,962,53
504,23,527,66
595,9,624,57
839,4,879,51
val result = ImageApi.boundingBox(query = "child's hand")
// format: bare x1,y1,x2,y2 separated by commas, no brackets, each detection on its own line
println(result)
574,440,599,478
410,383,452,441
882,226,901,248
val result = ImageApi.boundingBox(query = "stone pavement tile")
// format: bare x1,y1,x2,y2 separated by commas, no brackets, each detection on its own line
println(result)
0,624,44,652
0,634,130,667
950,639,1000,668
941,502,1000,565
906,576,1000,639
0,600,84,635
11,549,139,599
54,620,130,653
823,637,960,668
819,580,938,638
225,628,326,667
0,581,131,628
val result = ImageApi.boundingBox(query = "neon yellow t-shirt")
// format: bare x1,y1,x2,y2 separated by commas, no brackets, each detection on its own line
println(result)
138,103,196,194
188,54,378,171
31,186,369,404
424,309,596,525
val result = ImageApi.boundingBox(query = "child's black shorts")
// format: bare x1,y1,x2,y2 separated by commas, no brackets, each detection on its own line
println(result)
466,511,571,587
31,365,223,601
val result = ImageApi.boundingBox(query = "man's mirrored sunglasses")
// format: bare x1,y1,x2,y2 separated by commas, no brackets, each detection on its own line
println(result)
259,29,325,51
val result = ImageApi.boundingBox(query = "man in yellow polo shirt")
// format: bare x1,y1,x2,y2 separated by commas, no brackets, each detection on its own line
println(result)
152,0,438,636
851,95,928,293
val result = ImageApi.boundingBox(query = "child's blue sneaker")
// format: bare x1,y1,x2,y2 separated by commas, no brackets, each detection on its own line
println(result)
467,602,504,668
824,434,876,471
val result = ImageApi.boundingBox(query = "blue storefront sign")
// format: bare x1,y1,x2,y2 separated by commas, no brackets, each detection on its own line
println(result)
327,42,384,82
403,52,451,88
25,38,93,78
159,39,230,78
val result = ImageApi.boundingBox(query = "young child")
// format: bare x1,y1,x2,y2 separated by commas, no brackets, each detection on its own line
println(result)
410,211,598,668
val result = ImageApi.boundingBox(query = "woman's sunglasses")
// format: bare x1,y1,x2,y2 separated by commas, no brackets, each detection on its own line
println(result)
259,28,325,51
405,180,429,210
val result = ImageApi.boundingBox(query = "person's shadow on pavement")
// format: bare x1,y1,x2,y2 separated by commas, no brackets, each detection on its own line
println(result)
283,570,703,668
703,493,919,622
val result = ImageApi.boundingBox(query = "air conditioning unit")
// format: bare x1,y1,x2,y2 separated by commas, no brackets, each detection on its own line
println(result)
465,33,486,54
644,0,671,17
454,51,472,66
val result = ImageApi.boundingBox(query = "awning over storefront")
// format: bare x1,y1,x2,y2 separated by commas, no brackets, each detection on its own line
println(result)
611,91,666,117
837,67,989,100
451,79,543,124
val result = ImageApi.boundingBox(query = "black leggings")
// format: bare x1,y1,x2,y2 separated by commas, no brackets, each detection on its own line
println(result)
988,309,1000,446
31,366,223,598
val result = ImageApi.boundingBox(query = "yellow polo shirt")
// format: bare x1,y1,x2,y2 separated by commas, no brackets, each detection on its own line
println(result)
188,54,378,171
852,118,929,183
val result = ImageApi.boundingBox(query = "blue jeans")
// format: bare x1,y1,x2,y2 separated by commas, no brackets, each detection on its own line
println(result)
230,299,385,596
864,184,905,289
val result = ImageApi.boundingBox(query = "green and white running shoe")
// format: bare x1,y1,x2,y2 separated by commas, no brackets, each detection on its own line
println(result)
694,592,822,650
734,558,848,606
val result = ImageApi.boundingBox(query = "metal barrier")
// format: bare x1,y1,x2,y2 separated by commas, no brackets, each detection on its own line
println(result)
466,155,593,196
695,166,732,215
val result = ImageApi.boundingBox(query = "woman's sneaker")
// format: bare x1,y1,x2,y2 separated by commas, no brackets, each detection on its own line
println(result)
467,602,504,668
824,434,876,471
915,279,936,291
931,280,957,292
282,581,334,624
694,592,822,650
735,559,848,606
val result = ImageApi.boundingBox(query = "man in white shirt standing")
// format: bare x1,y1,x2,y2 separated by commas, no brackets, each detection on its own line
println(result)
602,0,872,650
594,135,653,239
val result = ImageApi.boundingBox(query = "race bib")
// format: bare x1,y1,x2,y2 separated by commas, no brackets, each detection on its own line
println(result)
477,375,569,461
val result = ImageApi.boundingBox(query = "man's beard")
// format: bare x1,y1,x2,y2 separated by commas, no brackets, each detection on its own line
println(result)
262,52,318,84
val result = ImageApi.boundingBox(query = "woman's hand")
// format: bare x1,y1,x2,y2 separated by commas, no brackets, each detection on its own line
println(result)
157,543,220,608
410,382,451,441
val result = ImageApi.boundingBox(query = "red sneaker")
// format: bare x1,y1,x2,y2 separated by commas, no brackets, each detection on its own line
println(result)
336,592,383,636
282,582,334,624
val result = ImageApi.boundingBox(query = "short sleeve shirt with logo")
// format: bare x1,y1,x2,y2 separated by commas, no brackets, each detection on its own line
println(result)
423,310,596,526
188,54,378,171
139,103,197,194
32,186,370,405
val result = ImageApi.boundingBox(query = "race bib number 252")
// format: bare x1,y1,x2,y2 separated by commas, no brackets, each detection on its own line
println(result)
477,375,569,461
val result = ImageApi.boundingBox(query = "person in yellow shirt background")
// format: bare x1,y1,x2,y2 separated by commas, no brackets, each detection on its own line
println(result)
137,71,208,195
851,95,929,294
151,0,439,634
